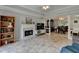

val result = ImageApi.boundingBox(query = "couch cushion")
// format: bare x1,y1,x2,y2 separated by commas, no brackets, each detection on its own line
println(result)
61,45,79,53
72,43,79,50
65,46,79,53
60,47,74,53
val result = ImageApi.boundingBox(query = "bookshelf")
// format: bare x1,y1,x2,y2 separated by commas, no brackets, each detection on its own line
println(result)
0,16,15,46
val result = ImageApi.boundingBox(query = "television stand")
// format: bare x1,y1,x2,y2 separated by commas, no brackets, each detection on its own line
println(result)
36,30,46,36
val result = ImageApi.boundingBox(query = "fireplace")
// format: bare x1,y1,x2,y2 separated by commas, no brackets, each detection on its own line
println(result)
21,24,35,40
24,30,33,36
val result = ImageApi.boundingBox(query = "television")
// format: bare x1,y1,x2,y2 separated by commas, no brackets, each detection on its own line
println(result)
37,23,44,30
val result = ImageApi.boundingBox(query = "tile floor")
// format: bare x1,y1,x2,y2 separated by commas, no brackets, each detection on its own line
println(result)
0,32,72,53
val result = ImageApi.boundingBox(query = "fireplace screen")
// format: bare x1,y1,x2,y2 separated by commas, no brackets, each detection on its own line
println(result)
24,30,33,36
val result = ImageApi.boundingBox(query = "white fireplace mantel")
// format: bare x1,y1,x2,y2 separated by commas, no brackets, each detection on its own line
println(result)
21,24,36,40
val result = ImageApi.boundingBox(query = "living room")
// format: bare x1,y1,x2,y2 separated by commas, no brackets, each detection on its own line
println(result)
0,5,79,53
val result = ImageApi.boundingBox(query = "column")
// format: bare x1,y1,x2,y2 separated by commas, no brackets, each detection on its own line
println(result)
49,19,51,35
68,16,72,40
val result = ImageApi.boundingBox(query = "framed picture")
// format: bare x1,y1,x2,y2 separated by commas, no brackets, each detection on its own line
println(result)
26,17,32,24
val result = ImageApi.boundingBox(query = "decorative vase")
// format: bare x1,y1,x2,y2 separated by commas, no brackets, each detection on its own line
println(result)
8,23,12,28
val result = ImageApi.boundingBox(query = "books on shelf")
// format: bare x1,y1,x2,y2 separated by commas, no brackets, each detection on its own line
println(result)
0,15,15,46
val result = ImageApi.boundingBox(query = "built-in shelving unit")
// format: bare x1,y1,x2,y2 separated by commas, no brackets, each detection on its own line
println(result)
0,16,15,46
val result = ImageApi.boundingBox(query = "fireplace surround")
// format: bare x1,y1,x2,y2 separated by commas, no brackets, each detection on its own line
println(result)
21,24,35,40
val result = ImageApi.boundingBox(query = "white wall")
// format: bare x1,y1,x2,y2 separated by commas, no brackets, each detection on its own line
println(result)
68,15,79,40
70,16,79,33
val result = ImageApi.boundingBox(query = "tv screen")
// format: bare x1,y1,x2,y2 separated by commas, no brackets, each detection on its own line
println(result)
37,23,44,30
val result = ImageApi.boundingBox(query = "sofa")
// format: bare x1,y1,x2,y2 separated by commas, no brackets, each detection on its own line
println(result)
60,43,79,53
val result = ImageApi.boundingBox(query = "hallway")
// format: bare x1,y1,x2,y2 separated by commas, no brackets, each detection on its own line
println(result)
0,32,72,53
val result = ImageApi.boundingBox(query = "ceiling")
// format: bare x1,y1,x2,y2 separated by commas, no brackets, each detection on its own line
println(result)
4,5,70,13
0,5,79,18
